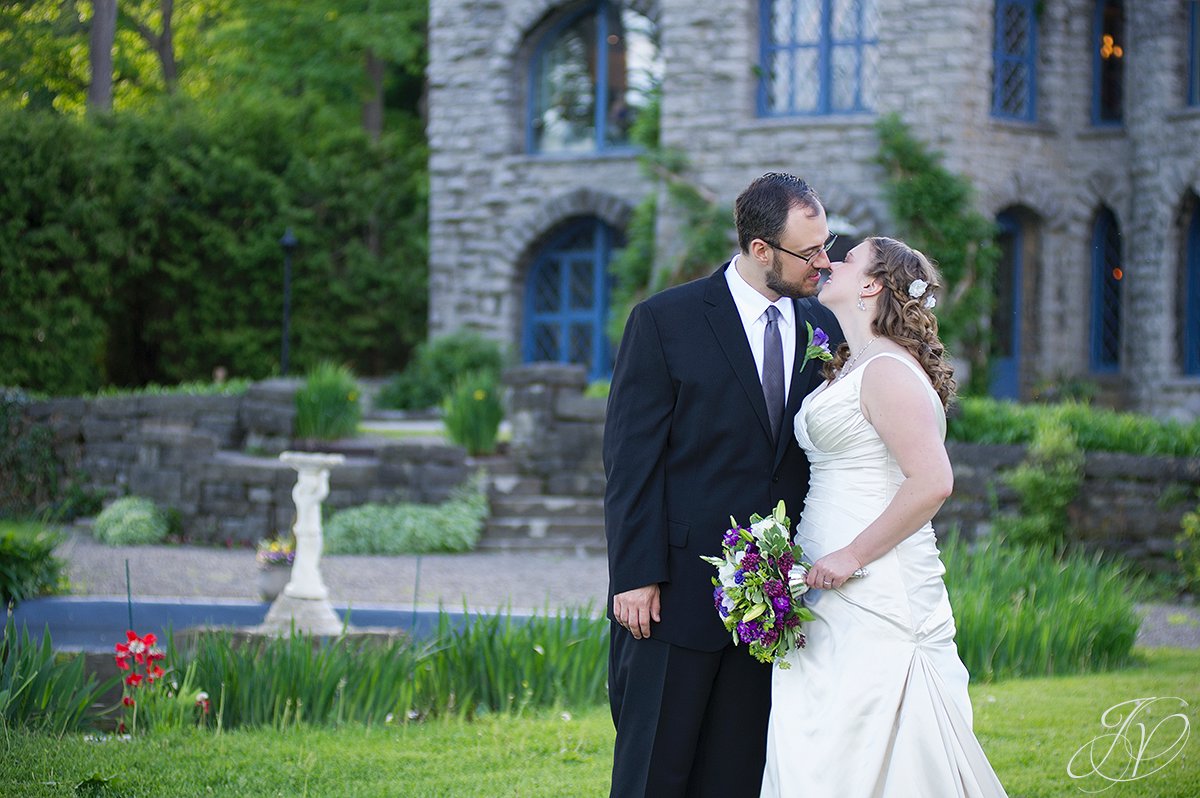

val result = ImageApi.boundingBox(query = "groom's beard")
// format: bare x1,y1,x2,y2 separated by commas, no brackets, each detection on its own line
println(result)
765,251,820,299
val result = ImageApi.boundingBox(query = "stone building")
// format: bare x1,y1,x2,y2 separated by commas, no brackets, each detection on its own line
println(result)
427,0,1200,419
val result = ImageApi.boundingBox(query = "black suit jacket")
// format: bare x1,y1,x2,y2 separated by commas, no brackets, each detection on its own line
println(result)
604,263,845,651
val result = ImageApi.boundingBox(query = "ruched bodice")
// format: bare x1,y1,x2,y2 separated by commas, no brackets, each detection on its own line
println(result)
762,353,1007,798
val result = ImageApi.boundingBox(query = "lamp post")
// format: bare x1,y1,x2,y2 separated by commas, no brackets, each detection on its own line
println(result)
280,227,297,376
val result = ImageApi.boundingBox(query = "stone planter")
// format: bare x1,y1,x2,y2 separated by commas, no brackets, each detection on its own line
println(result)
256,566,292,602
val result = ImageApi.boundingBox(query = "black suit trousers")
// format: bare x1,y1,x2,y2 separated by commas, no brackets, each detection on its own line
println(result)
608,622,772,798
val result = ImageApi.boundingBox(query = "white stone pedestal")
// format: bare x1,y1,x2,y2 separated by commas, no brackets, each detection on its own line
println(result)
258,451,346,636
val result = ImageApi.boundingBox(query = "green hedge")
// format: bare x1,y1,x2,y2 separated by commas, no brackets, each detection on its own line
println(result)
0,521,66,606
92,497,171,546
324,478,488,555
0,98,427,395
948,397,1200,458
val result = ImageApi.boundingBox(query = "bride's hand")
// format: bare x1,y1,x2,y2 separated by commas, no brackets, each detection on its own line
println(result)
805,548,864,590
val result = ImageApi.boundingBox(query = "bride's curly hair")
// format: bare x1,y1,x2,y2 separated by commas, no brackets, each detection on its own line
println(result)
823,236,957,409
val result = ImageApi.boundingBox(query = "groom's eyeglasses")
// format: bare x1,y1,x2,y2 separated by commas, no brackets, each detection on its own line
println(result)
766,234,838,267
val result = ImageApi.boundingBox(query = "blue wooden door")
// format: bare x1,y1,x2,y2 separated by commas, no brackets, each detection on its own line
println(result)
989,212,1023,398
522,219,613,380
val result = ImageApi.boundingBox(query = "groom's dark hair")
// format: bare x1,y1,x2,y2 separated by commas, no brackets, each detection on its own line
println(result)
735,172,823,254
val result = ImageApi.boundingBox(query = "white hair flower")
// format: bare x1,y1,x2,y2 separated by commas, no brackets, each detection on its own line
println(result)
908,279,929,298
924,295,937,309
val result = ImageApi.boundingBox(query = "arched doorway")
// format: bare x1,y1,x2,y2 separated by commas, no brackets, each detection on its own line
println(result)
990,211,1024,398
522,217,618,381
1090,206,1123,373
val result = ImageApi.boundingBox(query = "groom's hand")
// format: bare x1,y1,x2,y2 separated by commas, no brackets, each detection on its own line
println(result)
613,584,661,640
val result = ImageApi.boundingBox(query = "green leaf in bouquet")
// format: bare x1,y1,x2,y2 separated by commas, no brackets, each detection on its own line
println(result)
743,603,767,622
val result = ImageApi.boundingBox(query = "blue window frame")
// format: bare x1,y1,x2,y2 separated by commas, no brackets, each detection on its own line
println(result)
989,212,1024,398
1189,1,1200,106
1090,207,1123,372
527,1,661,155
1184,205,1200,375
523,219,616,380
1092,0,1124,125
758,0,879,116
992,0,1037,120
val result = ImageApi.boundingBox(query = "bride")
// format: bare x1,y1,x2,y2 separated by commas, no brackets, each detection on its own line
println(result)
761,237,1007,797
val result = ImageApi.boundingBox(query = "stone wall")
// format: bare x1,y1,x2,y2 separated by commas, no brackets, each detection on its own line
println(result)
25,383,469,545
505,365,1200,574
427,0,1200,420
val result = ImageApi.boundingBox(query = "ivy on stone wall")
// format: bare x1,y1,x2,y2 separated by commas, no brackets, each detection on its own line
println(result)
606,89,734,343
874,113,1000,395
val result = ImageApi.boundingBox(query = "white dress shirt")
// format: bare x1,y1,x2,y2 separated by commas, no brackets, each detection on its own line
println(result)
725,255,796,403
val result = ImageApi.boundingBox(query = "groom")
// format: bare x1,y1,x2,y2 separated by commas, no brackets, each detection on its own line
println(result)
604,173,843,797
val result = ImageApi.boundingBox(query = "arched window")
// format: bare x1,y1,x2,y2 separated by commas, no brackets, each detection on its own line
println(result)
1090,207,1123,372
527,2,661,155
1093,0,1124,124
1189,0,1200,106
523,218,618,380
990,211,1024,398
758,0,879,116
992,0,1037,120
1184,204,1200,375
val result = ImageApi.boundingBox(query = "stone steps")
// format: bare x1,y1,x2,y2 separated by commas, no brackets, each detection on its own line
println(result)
479,460,606,555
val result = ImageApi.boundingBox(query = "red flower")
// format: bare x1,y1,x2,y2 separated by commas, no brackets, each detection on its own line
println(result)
117,722,126,734
114,655,130,671
124,672,143,687
150,664,164,679
122,696,135,707
142,633,156,647
134,651,145,665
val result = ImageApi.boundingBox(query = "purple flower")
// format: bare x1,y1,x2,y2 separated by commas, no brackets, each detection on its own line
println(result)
745,542,759,556
760,628,780,647
763,579,785,598
723,528,742,547
812,327,829,349
741,552,761,571
797,632,807,649
778,551,795,573
772,595,791,614
737,621,762,642
734,570,745,585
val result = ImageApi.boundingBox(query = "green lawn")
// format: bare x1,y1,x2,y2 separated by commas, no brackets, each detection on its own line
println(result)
3,649,1198,797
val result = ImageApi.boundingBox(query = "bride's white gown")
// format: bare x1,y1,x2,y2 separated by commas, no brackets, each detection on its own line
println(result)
761,353,1007,798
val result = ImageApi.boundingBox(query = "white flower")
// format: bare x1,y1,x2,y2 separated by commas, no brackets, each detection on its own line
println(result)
718,561,737,585
908,279,929,298
924,295,937,309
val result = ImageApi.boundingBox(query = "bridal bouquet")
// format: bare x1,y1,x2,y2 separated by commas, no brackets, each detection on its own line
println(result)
701,501,815,669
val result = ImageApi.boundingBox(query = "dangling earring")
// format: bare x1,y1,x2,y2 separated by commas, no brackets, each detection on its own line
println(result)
857,294,867,311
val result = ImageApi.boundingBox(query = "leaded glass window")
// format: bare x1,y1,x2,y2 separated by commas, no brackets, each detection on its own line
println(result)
992,0,1037,120
529,2,661,154
1093,0,1125,124
759,0,879,116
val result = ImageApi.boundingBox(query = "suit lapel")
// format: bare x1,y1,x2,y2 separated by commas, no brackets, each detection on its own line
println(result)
772,299,827,470
703,264,774,445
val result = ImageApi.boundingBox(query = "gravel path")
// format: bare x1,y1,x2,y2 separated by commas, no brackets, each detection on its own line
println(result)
58,533,609,615
56,533,1198,648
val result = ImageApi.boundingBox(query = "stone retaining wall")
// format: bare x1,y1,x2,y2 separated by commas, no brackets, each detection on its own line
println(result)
25,383,469,545
504,365,1200,574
